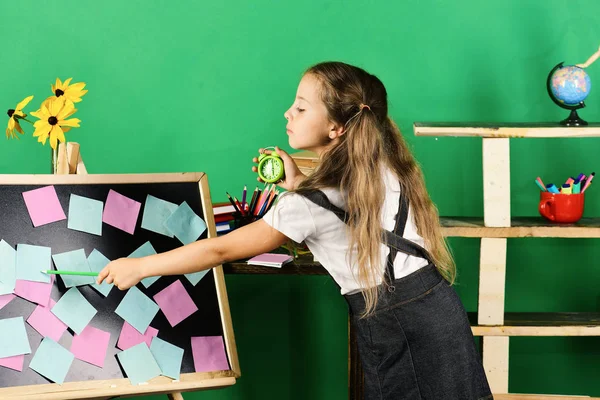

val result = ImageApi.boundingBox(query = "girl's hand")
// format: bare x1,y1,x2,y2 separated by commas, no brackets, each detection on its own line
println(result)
96,257,144,290
252,146,306,191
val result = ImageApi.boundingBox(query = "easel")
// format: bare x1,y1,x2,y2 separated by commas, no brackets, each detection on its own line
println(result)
53,143,186,400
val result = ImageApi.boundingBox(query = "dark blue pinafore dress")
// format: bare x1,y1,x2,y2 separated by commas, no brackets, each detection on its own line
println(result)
301,189,493,400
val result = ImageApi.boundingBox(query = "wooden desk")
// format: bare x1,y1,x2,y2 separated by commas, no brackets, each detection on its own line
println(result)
222,256,363,400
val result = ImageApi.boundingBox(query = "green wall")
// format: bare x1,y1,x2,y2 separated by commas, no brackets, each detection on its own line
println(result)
2,0,599,397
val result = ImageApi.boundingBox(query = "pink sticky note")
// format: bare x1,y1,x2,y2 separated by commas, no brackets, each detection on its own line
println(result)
102,189,141,235
0,355,25,371
0,294,15,310
22,186,66,227
191,336,230,373
117,321,158,351
153,280,198,327
27,299,67,342
71,325,110,368
14,275,54,307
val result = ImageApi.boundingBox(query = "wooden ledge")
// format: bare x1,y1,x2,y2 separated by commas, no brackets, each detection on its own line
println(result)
469,312,600,336
414,122,600,138
441,217,600,238
494,394,599,399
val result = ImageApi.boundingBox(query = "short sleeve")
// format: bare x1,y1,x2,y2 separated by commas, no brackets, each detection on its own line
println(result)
261,193,316,243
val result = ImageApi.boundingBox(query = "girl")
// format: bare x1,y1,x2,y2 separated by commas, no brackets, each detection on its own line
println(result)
98,61,493,399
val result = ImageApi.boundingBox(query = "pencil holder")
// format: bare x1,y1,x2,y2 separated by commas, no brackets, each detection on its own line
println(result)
232,212,258,229
538,191,585,223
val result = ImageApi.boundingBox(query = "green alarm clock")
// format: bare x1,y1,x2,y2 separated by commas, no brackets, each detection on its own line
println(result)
257,147,285,183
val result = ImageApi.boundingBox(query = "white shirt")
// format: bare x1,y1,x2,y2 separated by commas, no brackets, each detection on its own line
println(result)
262,168,429,295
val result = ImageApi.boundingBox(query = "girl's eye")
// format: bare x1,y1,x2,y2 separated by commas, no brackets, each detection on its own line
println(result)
296,107,305,112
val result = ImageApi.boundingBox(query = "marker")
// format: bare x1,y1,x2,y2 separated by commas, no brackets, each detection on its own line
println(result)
546,183,560,194
535,179,546,191
576,173,586,182
582,172,595,193
535,177,547,191
565,177,575,185
561,183,572,194
42,270,98,277
572,179,581,194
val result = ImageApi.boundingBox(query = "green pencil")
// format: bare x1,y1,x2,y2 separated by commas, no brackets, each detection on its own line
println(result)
41,270,99,277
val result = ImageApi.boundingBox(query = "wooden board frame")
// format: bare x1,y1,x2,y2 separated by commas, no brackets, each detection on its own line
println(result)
0,172,240,400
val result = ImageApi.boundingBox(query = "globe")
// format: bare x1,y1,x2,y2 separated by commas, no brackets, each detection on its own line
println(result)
547,62,591,126
549,65,591,105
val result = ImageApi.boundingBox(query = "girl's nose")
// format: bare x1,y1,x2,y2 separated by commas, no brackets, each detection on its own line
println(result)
284,109,290,121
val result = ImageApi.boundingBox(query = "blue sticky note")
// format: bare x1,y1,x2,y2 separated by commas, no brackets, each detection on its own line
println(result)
164,202,206,245
51,287,97,335
185,270,209,286
88,249,113,297
0,240,16,295
15,244,51,283
67,194,103,236
115,286,160,334
29,337,74,384
128,242,160,288
141,195,178,237
150,337,184,380
117,342,162,385
0,317,31,358
52,249,95,287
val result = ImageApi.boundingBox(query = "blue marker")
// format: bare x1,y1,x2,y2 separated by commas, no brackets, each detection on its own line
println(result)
546,183,560,194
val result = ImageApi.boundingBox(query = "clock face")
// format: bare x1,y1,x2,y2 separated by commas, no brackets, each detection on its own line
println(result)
260,158,283,181
258,157,284,183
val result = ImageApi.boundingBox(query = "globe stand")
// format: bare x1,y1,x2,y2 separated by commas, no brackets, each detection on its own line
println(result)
547,61,589,127
561,109,588,126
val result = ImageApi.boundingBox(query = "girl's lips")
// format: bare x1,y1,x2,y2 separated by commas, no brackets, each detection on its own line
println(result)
286,129,293,135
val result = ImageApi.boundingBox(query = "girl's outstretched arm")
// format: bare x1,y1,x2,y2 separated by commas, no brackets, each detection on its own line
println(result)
97,219,289,290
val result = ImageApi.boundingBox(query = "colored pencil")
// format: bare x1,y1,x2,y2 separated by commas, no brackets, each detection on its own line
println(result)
233,196,245,216
42,270,98,277
226,192,244,215
248,186,258,213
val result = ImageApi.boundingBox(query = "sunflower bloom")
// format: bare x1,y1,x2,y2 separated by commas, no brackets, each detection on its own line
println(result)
30,97,80,150
41,77,88,109
6,95,34,139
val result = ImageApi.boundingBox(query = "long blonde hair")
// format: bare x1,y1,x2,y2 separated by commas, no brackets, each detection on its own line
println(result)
294,62,455,317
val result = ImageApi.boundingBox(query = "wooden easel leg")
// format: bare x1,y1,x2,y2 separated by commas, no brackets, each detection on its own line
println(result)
167,393,184,400
348,315,363,400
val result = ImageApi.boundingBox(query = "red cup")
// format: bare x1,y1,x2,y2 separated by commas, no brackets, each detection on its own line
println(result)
538,192,584,223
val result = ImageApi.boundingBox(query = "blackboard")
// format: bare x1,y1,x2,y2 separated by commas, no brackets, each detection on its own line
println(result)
0,173,239,399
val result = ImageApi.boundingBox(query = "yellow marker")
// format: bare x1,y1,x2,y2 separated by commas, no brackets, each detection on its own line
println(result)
561,184,572,194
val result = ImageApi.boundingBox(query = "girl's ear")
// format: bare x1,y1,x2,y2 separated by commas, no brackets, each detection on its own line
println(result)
329,122,345,140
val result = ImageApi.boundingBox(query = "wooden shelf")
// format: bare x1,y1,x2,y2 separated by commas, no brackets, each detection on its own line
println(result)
469,313,600,336
414,122,600,138
441,217,600,238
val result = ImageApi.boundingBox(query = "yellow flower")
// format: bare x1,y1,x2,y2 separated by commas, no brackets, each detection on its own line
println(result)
41,78,88,109
30,97,80,150
6,95,34,139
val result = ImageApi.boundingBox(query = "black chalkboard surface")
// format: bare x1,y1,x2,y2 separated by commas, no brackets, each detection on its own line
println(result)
0,173,239,399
